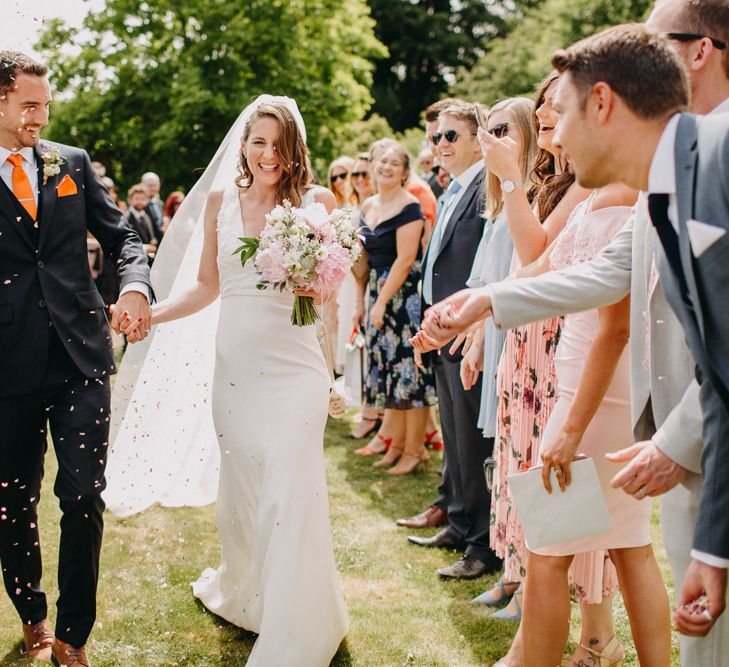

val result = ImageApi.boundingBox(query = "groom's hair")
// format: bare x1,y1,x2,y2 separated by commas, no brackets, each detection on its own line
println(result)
0,51,48,97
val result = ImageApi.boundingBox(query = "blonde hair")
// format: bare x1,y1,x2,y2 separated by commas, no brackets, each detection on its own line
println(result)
371,140,411,189
484,97,538,219
327,155,357,207
236,101,314,208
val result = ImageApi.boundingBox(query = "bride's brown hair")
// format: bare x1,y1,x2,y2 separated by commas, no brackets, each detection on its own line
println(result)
236,101,314,207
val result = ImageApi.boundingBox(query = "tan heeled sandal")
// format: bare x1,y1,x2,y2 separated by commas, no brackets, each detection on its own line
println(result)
579,636,624,667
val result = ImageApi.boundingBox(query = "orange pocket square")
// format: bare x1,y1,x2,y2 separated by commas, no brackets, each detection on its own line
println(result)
57,174,78,197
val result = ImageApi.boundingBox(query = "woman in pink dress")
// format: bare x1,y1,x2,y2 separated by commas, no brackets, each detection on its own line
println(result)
518,187,671,666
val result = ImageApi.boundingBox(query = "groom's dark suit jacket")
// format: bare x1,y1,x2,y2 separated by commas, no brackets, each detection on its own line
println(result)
0,140,152,398
657,113,729,560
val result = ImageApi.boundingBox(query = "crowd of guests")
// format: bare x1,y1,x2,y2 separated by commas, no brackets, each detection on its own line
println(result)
326,0,729,665
86,165,185,306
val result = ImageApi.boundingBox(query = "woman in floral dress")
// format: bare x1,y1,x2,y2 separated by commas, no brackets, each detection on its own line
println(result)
354,141,437,475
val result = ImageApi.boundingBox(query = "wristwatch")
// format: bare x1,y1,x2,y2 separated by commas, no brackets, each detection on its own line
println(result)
501,179,519,194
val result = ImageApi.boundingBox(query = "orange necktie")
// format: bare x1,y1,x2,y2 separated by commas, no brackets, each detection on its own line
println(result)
7,153,37,221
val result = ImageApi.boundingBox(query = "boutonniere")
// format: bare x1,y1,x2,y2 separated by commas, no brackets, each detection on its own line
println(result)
40,145,64,185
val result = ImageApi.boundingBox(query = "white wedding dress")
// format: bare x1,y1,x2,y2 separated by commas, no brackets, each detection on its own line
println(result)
185,183,349,665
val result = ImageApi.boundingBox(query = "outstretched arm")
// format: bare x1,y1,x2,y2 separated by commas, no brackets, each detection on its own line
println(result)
123,190,222,340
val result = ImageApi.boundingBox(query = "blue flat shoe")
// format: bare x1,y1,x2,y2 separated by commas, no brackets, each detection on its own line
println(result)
490,588,523,622
471,577,519,608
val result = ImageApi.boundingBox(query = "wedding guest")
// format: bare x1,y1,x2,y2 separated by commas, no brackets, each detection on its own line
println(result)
418,147,435,178
141,170,164,238
407,101,501,579
124,183,161,259
91,160,106,178
163,190,185,231
327,156,357,209
355,141,437,475
351,153,372,205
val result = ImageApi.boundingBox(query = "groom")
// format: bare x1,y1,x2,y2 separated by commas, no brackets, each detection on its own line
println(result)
0,51,152,666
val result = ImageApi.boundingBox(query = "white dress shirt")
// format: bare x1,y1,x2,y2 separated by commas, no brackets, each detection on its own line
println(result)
0,145,38,204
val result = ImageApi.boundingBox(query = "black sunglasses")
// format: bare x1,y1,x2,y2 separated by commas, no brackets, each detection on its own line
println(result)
330,173,348,182
351,171,369,179
431,129,477,145
489,122,509,139
666,32,726,50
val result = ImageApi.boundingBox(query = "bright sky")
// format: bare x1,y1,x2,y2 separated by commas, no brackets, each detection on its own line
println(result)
2,0,102,58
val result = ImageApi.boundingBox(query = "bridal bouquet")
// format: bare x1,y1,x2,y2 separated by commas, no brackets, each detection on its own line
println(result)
235,200,361,326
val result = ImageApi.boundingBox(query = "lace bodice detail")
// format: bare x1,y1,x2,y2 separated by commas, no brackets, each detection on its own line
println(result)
548,194,632,271
216,183,315,298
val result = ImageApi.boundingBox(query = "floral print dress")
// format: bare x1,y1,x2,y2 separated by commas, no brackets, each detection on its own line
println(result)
359,203,437,410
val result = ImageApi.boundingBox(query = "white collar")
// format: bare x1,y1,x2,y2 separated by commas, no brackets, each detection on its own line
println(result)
648,114,680,195
0,145,36,167
453,160,483,192
710,96,729,115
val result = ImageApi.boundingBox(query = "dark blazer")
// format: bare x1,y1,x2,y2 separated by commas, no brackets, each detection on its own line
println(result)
145,198,164,239
422,167,487,361
658,113,729,559
124,207,160,245
0,140,152,398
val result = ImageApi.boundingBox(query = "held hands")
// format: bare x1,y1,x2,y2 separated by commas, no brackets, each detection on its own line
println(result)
111,291,151,344
674,559,727,636
410,288,493,353
477,127,522,183
606,440,687,498
540,428,584,493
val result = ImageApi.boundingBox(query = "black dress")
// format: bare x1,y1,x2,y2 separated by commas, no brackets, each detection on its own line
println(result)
359,202,437,410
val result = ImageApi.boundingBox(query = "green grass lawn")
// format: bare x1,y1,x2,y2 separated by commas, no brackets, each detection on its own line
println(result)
0,416,680,666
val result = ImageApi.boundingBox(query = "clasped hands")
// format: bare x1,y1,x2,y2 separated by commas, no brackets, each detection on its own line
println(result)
110,290,152,344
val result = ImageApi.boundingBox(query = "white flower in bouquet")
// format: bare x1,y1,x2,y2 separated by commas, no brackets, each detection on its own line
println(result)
235,200,361,326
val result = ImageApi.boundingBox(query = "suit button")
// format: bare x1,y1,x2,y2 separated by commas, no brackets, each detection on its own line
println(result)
38,300,46,308
37,260,45,269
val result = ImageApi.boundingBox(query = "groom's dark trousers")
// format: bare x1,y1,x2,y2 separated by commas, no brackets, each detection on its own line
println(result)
0,141,151,647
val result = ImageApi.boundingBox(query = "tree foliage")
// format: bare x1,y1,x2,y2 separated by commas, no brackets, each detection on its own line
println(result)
452,0,652,105
36,0,386,191
367,0,541,132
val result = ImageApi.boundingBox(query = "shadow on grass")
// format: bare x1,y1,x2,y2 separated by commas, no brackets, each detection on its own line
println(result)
0,639,32,667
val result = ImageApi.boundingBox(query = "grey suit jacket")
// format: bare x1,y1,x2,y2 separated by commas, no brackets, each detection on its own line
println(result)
488,197,702,472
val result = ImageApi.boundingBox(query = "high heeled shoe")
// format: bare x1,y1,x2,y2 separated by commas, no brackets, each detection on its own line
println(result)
424,429,443,451
373,439,402,468
387,451,429,475
471,577,520,608
350,416,381,439
490,588,522,622
355,433,391,456
576,636,624,667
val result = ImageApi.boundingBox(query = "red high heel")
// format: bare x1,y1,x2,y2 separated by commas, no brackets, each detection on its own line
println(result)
424,429,443,451
355,433,392,456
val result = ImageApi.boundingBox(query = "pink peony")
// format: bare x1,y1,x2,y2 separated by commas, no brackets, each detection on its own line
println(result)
314,243,351,291
255,244,287,284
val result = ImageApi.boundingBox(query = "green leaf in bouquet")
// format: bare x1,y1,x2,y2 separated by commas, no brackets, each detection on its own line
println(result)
234,236,260,268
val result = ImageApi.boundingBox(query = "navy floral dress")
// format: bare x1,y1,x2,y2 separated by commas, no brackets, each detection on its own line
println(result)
359,202,437,410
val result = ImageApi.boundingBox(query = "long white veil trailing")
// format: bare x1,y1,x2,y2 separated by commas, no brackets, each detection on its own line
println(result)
104,96,308,517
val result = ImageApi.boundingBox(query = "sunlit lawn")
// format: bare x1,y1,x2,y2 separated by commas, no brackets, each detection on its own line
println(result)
1,416,680,666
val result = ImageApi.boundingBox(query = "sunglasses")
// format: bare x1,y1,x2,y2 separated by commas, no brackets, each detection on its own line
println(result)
488,122,509,139
330,173,348,183
666,32,726,50
431,129,477,145
351,171,369,179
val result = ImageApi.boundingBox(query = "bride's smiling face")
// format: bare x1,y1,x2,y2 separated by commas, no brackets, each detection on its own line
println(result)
243,116,283,186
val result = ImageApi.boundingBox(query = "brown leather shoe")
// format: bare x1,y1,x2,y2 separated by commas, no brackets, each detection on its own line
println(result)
51,640,91,667
22,619,54,662
396,504,447,528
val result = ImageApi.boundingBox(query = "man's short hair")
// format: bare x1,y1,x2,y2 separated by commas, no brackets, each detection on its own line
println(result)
424,97,464,123
438,100,480,133
551,23,690,119
0,51,48,97
128,184,148,199
678,0,729,78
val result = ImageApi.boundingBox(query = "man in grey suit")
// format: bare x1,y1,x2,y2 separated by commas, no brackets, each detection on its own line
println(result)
414,15,729,663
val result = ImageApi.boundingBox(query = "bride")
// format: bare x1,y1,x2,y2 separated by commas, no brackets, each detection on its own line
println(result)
107,96,349,665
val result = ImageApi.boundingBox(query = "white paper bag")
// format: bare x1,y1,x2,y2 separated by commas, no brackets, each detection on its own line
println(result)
506,458,612,550
343,328,364,407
